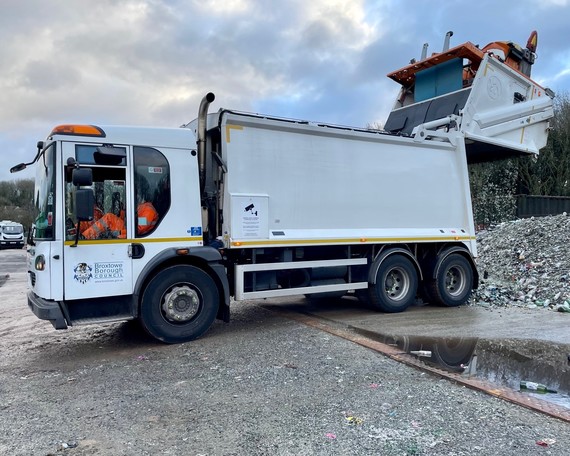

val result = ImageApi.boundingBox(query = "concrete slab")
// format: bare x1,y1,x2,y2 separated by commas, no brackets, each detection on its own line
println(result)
266,297,570,344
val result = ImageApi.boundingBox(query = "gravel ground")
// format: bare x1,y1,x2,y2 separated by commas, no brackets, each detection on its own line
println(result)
1,247,569,455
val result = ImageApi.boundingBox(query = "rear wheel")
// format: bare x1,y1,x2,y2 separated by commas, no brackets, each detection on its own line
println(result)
140,265,219,343
369,254,418,312
428,253,473,307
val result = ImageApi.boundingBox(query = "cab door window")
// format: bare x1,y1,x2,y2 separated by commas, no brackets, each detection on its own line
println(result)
65,145,128,241
133,146,170,237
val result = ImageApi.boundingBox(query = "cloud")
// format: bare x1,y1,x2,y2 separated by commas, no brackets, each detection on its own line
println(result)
1,0,570,182
538,0,569,6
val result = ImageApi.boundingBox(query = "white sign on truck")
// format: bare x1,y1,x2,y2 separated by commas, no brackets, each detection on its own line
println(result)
12,31,554,343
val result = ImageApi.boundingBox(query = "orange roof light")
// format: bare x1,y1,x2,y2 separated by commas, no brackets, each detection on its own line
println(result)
50,125,106,137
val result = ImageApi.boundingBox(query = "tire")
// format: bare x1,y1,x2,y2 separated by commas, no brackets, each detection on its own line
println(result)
368,254,418,312
428,253,473,307
140,265,219,344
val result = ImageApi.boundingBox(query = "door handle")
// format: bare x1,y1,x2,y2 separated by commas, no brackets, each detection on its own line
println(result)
129,243,145,259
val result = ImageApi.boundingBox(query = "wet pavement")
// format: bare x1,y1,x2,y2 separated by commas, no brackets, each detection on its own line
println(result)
265,297,570,411
288,297,570,343
5,245,569,414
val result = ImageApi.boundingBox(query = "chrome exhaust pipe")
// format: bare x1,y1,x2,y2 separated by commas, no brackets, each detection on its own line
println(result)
421,43,428,60
197,92,215,192
443,31,453,52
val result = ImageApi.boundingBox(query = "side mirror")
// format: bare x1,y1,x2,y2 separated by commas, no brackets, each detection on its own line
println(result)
26,224,36,246
10,163,27,173
74,189,95,221
72,168,93,186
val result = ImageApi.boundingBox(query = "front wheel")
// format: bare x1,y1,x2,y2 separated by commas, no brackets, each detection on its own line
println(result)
368,254,418,312
140,265,219,343
428,253,473,307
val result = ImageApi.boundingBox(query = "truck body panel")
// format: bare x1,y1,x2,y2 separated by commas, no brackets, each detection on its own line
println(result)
218,111,475,250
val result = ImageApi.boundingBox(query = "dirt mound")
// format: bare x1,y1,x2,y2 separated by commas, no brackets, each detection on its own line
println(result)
471,213,570,309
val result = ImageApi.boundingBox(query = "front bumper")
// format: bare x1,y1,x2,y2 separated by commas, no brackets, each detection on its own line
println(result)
27,291,68,329
0,240,24,247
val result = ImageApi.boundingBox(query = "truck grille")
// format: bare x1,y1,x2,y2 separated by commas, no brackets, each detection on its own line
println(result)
29,271,36,286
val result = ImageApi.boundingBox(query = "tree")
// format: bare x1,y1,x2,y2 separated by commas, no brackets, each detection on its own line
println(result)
469,159,518,226
517,92,570,196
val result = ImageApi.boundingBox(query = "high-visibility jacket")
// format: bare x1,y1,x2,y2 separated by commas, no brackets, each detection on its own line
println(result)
79,206,104,233
137,202,159,235
82,213,126,239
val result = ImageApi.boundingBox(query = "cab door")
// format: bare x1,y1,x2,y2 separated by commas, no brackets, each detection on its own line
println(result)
61,142,134,299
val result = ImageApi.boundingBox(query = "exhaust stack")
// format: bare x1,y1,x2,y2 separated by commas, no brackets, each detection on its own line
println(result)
443,31,453,51
197,92,215,192
420,43,428,60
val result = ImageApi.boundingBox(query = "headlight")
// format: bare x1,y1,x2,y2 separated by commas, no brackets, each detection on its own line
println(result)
35,255,46,271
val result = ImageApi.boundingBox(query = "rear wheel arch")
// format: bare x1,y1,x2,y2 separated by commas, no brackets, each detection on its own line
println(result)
368,247,423,285
432,246,478,289
427,248,477,307
367,247,421,313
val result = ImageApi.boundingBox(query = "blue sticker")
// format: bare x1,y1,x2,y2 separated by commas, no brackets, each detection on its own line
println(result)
189,226,202,236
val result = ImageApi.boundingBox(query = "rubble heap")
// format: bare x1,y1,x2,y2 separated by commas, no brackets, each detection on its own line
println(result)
470,213,570,309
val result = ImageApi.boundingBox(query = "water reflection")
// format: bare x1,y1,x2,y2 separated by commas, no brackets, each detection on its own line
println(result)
355,329,570,409
381,334,477,373
475,338,570,409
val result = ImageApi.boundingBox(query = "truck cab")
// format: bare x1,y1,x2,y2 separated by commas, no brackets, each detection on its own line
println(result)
0,220,25,249
24,126,228,338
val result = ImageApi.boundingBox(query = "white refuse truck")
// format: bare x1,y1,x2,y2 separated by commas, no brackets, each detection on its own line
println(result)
11,32,554,343
0,220,25,249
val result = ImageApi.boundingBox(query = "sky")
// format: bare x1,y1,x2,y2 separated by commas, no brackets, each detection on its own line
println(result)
2,0,570,183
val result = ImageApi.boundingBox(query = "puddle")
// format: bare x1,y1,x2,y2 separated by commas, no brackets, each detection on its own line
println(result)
474,338,570,410
354,329,570,410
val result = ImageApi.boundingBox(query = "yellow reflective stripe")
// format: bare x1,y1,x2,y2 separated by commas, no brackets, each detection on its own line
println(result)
92,219,109,234
231,235,476,247
64,236,203,246
225,124,243,143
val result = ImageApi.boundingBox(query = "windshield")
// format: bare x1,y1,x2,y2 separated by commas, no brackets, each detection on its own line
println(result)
2,225,23,234
34,142,56,240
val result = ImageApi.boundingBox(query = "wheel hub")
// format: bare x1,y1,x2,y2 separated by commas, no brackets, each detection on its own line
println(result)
162,285,200,322
445,267,466,296
384,268,409,301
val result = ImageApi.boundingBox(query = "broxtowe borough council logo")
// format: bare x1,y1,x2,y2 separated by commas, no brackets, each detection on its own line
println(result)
73,261,125,284
73,263,93,284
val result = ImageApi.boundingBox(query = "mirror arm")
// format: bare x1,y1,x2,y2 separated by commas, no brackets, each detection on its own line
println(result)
71,222,80,247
